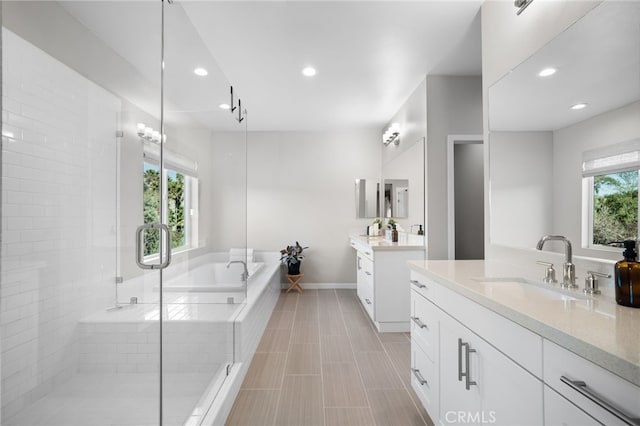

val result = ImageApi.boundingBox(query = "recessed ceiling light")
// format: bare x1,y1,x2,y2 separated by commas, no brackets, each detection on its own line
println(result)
219,103,231,110
194,67,208,77
302,66,317,77
538,67,557,77
571,103,588,110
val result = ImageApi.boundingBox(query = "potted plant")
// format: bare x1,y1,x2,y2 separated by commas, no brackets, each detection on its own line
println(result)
280,241,308,275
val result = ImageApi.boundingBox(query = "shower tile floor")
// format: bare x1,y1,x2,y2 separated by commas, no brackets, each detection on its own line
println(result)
4,372,212,426
226,289,434,426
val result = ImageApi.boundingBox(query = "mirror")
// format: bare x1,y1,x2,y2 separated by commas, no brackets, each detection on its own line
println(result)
381,137,425,230
355,178,381,218
383,179,409,218
488,1,640,258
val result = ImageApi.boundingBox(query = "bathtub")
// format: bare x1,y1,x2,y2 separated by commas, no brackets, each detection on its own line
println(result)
161,262,264,293
77,253,281,425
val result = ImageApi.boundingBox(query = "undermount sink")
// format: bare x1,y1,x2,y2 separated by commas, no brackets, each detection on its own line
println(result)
472,276,589,302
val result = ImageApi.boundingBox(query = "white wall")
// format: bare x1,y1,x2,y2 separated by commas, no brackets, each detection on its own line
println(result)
1,29,119,418
489,131,554,248
553,100,640,260
426,75,483,259
213,129,380,284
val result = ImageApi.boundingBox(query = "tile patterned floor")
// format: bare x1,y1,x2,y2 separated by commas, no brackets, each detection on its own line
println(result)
226,289,434,426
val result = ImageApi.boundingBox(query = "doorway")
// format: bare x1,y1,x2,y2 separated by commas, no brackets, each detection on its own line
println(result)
447,135,484,260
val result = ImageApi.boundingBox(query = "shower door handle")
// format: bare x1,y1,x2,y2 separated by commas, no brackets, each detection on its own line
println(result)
136,223,172,270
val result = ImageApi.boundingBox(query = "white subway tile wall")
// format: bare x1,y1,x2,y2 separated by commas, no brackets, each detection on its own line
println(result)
77,321,232,374
1,29,120,418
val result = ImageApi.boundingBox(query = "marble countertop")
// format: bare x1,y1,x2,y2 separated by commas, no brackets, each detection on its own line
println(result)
408,259,640,387
350,234,425,251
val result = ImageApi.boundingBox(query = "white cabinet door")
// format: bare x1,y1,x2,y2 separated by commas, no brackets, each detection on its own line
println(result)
440,313,543,426
544,385,601,426
439,314,482,424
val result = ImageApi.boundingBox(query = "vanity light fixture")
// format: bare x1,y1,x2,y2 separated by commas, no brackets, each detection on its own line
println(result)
302,66,317,77
136,123,165,143
193,67,208,77
383,123,400,146
514,0,534,15
571,103,588,110
538,67,557,77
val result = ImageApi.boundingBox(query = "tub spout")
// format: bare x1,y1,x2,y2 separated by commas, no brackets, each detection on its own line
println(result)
226,260,249,281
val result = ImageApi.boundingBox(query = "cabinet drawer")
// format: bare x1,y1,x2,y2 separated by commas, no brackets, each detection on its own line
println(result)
411,340,438,420
410,290,438,362
409,270,436,302
543,339,640,426
357,253,373,276
544,385,600,426
359,276,374,318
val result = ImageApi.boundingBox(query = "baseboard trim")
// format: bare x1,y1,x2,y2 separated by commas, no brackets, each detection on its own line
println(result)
280,282,356,290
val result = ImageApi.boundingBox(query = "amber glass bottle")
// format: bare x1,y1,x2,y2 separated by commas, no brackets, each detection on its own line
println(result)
391,225,398,243
614,240,640,308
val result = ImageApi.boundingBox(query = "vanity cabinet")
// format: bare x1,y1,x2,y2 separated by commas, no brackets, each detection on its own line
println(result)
410,266,640,426
410,271,544,426
350,236,424,332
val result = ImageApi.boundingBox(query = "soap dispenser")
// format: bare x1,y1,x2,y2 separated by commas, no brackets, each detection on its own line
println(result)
614,240,640,308
391,225,398,243
417,225,424,236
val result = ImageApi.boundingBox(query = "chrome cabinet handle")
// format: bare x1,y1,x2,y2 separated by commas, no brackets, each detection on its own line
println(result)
561,376,640,426
458,338,464,382
411,316,427,329
365,298,372,305
365,251,372,256
357,256,362,270
458,338,477,390
411,368,428,386
464,342,477,390
410,280,426,289
135,223,172,270
365,271,372,276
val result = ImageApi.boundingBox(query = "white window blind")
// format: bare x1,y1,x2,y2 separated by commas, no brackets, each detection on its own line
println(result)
143,142,198,177
582,138,640,177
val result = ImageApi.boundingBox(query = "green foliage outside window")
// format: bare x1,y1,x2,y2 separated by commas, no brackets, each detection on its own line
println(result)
593,171,638,245
143,164,187,256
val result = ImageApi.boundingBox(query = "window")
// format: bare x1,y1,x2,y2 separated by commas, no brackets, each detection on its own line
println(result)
143,146,199,257
583,140,640,248
590,171,638,245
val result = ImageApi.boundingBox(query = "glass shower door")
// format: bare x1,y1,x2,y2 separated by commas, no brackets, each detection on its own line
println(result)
160,3,248,424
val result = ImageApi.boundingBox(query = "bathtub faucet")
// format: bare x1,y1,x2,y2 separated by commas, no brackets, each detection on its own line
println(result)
226,260,249,281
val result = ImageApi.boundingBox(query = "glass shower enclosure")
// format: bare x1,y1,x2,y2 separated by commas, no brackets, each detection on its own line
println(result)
1,1,247,424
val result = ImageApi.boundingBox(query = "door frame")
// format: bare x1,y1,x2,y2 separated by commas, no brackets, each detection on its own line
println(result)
447,134,483,260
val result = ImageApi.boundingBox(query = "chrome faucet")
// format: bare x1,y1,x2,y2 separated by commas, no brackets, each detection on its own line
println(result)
536,235,577,289
226,260,249,281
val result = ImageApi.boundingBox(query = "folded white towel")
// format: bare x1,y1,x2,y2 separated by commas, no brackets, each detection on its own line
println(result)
229,248,254,262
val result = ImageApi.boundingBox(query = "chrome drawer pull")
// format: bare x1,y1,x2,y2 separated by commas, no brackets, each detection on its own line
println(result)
411,368,428,386
365,298,372,305
410,316,427,329
561,376,640,426
410,279,426,289
458,339,477,390
365,271,372,276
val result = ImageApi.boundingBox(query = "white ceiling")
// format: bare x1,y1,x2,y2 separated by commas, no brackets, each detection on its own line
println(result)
62,1,482,133
182,1,483,131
